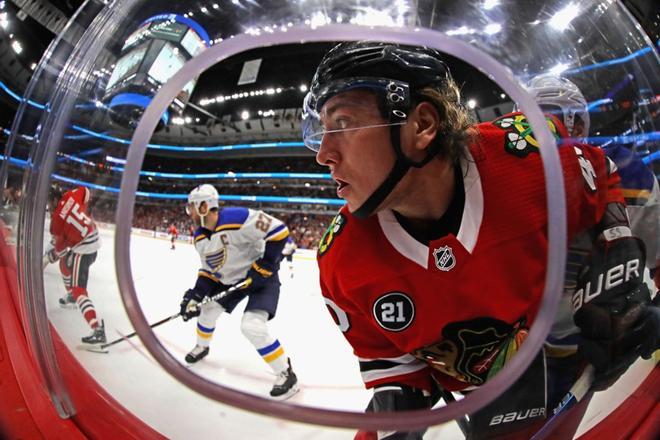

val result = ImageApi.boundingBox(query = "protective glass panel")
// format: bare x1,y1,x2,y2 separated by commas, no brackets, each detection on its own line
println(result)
1,1,657,439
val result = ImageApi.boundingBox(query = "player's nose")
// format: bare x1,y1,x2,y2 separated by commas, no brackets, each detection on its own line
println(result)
316,134,340,167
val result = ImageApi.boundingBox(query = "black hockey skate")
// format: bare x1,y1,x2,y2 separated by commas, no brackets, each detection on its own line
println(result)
270,358,299,400
58,293,75,308
185,345,209,364
81,320,106,345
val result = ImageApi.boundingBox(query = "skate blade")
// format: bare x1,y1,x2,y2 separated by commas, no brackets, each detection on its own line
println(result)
271,384,300,401
76,343,109,354
59,303,77,310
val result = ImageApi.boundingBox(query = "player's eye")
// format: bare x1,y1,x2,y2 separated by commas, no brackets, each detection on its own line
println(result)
335,118,349,130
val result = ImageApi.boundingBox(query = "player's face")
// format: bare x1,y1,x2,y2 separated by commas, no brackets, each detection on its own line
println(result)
316,90,396,211
186,202,206,226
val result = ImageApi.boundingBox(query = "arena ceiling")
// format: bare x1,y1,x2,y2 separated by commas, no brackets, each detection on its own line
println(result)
2,0,657,130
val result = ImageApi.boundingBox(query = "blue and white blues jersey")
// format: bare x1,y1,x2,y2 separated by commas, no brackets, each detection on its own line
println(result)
193,207,289,285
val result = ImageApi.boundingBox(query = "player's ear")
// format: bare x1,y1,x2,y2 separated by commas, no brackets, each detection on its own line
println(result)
410,101,439,152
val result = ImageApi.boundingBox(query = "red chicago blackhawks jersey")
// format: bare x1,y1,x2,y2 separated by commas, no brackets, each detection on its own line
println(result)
50,187,100,254
317,113,623,392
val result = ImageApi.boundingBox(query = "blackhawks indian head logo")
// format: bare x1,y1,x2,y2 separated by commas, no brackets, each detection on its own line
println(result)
318,213,346,257
411,317,529,386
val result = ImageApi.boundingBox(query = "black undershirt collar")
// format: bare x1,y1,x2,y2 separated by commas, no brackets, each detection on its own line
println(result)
393,168,465,244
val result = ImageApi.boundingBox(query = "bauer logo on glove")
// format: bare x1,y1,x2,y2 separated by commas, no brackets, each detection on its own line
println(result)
572,237,645,313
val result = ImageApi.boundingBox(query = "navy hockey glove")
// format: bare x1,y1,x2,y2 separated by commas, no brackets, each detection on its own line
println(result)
245,259,276,290
180,288,204,321
572,236,654,391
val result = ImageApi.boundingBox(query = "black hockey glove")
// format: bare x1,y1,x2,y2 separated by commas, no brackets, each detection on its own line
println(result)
572,236,654,391
43,248,62,266
356,383,440,440
245,259,275,290
180,288,205,321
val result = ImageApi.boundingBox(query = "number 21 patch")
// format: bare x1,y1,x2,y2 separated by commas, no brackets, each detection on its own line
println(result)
373,292,415,332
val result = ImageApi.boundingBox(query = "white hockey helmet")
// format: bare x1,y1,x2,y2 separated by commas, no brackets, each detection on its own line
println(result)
186,184,219,216
523,74,590,139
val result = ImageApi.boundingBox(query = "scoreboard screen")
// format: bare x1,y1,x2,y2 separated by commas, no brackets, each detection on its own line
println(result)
106,45,148,91
147,42,187,84
149,21,188,43
181,29,206,57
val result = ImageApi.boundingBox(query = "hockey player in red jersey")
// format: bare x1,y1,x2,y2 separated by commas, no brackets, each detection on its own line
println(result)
45,186,104,345
302,42,659,439
168,224,178,250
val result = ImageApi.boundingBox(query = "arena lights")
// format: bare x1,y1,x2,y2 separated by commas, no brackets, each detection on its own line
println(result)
483,0,500,10
70,124,307,152
11,39,22,54
467,99,477,109
484,23,502,35
446,26,475,36
3,154,340,203
348,7,402,27
549,3,580,31
549,63,570,75
59,174,346,205
198,86,285,107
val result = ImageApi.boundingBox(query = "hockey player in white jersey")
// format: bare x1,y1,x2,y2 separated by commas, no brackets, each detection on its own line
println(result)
281,236,297,278
179,184,299,400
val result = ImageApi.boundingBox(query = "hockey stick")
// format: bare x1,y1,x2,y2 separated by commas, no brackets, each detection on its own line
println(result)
529,364,595,440
437,388,470,437
80,279,250,353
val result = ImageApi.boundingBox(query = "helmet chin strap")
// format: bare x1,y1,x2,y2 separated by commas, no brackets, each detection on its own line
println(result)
352,122,441,219
195,205,211,229
352,125,411,219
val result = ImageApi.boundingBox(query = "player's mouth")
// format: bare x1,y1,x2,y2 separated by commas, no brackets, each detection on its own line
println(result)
334,177,350,197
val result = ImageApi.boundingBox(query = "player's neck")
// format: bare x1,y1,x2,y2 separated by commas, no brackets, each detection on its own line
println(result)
201,211,219,230
390,159,456,223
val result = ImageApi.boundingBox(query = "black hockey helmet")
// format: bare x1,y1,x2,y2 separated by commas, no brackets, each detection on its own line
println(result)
308,41,450,113
302,42,453,219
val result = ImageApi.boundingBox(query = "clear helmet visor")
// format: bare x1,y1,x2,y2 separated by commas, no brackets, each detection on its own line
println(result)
302,77,411,152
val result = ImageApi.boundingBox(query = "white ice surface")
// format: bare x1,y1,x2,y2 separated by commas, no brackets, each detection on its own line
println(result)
43,228,464,439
